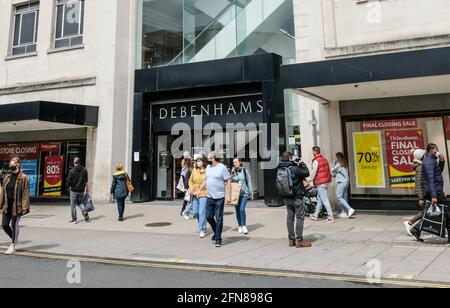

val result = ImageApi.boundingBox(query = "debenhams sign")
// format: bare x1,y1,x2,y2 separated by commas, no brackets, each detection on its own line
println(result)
158,99,263,120
153,96,265,132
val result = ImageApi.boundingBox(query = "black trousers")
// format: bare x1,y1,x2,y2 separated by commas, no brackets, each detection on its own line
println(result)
2,199,21,244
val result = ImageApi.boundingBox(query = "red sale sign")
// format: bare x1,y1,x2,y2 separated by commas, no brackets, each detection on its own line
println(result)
362,119,417,131
385,130,424,188
44,156,64,196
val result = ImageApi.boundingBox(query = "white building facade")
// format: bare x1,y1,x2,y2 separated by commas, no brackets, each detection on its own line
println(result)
282,0,450,210
0,0,136,203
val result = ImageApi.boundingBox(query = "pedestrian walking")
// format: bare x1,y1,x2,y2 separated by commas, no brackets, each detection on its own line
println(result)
180,152,193,219
205,152,231,248
230,158,253,235
111,163,130,222
276,152,312,248
403,149,426,236
67,157,90,224
189,155,208,238
309,147,335,223
331,153,355,219
410,143,450,243
0,157,30,255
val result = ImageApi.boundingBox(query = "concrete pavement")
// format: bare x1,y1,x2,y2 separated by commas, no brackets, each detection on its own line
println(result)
1,201,449,286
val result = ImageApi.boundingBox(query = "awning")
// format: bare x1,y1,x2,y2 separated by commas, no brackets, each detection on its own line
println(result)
0,101,98,132
281,46,450,101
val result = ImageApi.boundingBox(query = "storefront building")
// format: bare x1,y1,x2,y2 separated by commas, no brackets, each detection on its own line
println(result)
132,0,297,206
281,0,450,210
0,1,135,202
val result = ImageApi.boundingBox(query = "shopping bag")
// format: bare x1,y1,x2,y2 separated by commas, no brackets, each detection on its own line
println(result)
184,191,192,202
83,193,95,213
225,182,241,206
420,201,447,238
177,177,186,192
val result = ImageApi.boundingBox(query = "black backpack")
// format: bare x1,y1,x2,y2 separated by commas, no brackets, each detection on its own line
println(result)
276,167,295,197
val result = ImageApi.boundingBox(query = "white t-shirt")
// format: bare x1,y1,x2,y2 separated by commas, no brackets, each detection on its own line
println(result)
206,163,230,199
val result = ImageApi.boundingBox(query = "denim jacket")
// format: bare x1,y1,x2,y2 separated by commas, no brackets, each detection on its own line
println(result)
331,162,349,183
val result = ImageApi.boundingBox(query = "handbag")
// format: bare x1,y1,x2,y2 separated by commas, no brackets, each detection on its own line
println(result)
184,191,192,202
225,182,242,206
125,173,135,193
83,193,95,213
420,201,447,238
177,177,186,193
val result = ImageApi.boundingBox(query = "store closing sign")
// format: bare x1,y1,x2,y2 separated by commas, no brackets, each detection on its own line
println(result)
44,156,64,196
353,132,386,188
385,130,425,188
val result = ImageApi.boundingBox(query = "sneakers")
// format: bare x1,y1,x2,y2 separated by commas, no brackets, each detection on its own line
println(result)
242,226,249,235
183,214,190,221
200,232,206,239
347,209,356,218
118,217,124,222
70,219,78,224
238,227,243,234
410,227,424,243
339,213,348,219
327,218,336,224
4,244,16,255
83,213,90,222
215,242,222,248
403,221,413,237
310,214,319,221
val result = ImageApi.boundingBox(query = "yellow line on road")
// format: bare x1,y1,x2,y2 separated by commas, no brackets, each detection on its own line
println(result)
1,248,449,288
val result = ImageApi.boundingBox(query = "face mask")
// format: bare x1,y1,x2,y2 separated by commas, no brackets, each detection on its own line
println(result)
10,165,17,172
207,161,213,165
197,162,204,168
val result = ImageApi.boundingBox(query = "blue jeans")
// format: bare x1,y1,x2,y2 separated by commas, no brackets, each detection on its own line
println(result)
192,197,208,233
206,198,225,244
182,201,193,216
70,191,86,220
116,198,126,219
314,186,333,218
235,195,248,227
336,182,352,214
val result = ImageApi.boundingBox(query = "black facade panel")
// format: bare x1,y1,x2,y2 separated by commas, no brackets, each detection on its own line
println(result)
0,102,39,122
0,101,98,127
281,46,450,89
135,69,158,93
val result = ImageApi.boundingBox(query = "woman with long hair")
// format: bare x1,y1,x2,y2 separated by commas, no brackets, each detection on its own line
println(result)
0,157,30,255
189,155,209,238
331,153,355,218
230,158,253,234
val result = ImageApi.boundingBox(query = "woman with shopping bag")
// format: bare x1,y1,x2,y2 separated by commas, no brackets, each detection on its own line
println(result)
230,158,253,235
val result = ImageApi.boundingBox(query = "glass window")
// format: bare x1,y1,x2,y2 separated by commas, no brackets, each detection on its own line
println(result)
137,0,295,68
345,116,450,200
55,0,84,48
11,3,39,56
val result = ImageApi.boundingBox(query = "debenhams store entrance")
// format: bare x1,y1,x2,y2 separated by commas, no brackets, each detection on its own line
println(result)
132,54,285,206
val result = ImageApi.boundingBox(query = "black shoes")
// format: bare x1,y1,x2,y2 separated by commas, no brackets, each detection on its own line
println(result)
118,217,124,222
410,228,424,243
84,213,90,222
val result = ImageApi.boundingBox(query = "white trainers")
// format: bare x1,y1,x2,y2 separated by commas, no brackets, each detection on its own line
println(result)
404,221,413,237
183,214,190,221
347,209,356,218
200,232,206,238
310,215,319,221
339,213,348,219
242,226,249,235
238,227,243,234
4,244,16,255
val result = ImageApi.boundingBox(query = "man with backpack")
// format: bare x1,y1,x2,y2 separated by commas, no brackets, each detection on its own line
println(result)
277,151,312,248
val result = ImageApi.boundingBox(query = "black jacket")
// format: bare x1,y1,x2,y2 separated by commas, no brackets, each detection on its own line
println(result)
67,165,88,193
278,160,310,198
422,153,445,198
